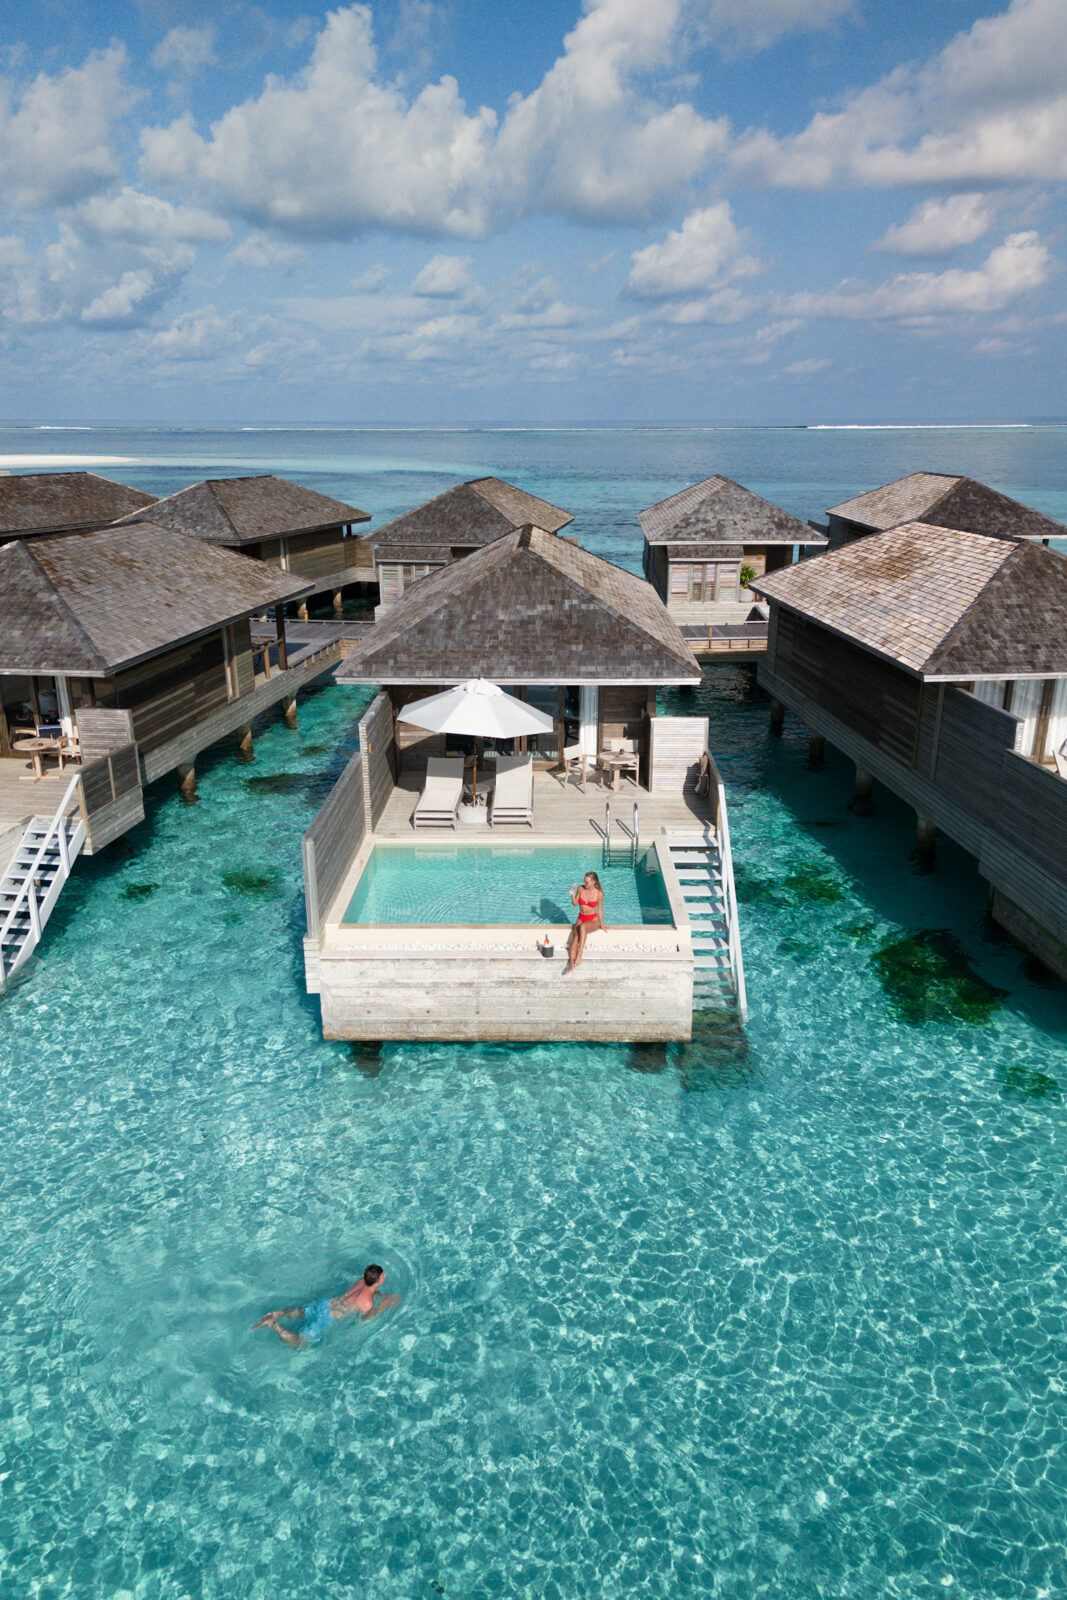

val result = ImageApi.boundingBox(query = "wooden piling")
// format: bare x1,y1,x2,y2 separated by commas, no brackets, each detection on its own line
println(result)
769,698,785,736
297,601,309,622
807,733,826,770
914,815,936,871
332,590,344,618
282,693,297,728
850,766,873,816
236,724,254,762
178,761,198,802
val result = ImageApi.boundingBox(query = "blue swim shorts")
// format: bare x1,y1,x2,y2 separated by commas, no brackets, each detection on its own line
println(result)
301,1298,334,1346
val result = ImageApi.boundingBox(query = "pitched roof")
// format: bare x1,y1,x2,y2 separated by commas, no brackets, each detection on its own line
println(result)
337,526,700,685
0,525,311,676
755,522,1067,679
827,472,1067,542
0,471,157,536
368,478,573,556
639,476,824,547
115,474,370,545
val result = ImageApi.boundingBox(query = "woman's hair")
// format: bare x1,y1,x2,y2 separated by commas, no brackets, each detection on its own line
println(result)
584,871,603,892
363,1264,384,1285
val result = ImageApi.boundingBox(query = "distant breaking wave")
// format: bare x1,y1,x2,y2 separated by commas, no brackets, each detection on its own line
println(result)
805,422,1034,430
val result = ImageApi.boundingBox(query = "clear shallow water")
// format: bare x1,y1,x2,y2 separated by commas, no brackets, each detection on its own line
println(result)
342,843,669,926
1,429,1066,1599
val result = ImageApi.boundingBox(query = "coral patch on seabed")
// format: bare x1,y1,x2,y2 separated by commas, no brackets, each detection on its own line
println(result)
242,772,313,797
870,930,1005,1025
120,882,160,903
999,1062,1062,1102
221,868,282,899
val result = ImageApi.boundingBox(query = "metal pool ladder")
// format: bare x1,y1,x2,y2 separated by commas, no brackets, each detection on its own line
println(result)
603,800,639,867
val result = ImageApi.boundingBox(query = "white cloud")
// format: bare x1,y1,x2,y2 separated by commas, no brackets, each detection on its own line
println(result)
731,0,1067,188
783,356,832,374
77,187,230,244
496,0,728,223
699,0,856,53
0,46,130,209
625,203,762,297
227,232,304,269
0,222,196,330
780,231,1052,321
142,2,729,236
874,194,994,256
349,264,390,291
141,6,497,238
152,25,216,79
411,254,474,296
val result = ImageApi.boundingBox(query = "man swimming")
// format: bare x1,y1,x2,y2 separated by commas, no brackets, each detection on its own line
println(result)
252,1265,400,1349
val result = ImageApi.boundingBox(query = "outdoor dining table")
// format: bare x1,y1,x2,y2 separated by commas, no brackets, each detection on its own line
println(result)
598,750,639,791
14,736,60,782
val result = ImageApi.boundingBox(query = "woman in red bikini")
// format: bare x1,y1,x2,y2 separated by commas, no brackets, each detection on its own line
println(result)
565,871,604,974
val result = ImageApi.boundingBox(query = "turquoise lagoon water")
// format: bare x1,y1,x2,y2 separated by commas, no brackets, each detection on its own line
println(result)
1,427,1066,1598
342,843,670,926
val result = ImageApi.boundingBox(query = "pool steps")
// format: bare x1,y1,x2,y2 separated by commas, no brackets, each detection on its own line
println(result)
667,837,746,1018
0,775,85,990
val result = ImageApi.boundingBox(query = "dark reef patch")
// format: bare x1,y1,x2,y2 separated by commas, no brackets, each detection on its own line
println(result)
242,772,311,797
871,930,1004,1025
222,868,282,899
999,1063,1061,1101
121,882,160,903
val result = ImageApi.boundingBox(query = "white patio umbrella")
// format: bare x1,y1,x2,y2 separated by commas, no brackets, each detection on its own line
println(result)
398,678,554,796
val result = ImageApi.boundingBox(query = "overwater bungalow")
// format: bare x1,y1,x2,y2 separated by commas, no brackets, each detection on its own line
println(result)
302,526,748,1042
639,476,826,658
755,522,1067,981
823,472,1067,547
0,523,337,857
0,470,157,537
369,477,573,614
114,475,374,617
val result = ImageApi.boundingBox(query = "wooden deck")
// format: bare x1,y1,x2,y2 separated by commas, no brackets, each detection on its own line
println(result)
0,758,72,875
374,767,714,841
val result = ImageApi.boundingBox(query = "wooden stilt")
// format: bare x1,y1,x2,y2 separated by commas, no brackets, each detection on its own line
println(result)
236,724,254,762
807,733,826,770
274,604,289,672
297,601,309,622
178,761,198,802
332,590,344,618
850,766,873,816
282,694,297,728
914,815,936,871
769,697,785,737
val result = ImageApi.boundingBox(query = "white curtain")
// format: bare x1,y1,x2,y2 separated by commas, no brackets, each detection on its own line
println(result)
1047,679,1067,760
970,679,1005,709
1008,679,1044,757
579,685,599,756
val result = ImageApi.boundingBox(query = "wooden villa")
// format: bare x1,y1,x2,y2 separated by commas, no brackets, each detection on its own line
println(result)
301,527,749,1043
0,524,344,856
369,477,574,614
823,473,1067,547
114,475,374,617
755,523,1067,980
640,476,826,658
0,471,157,537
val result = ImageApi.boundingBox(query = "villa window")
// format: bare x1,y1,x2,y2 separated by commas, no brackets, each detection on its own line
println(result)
668,561,741,603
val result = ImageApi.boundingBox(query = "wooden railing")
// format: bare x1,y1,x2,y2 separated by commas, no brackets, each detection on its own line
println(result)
302,749,367,937
77,742,144,853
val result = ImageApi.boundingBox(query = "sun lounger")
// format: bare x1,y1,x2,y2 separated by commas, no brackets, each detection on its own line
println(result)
413,756,464,829
489,753,534,828
1055,742,1067,781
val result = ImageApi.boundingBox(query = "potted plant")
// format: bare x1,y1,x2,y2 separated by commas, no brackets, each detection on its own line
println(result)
740,564,756,593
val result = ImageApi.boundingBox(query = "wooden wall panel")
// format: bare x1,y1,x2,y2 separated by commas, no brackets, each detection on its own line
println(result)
108,635,230,754
287,528,346,580
359,691,396,829
302,749,367,935
649,715,708,793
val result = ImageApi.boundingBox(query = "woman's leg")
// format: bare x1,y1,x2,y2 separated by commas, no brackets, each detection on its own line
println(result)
565,921,579,971
572,923,589,968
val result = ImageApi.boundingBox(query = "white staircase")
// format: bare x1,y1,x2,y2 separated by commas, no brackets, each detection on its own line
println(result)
666,753,748,1022
0,775,86,991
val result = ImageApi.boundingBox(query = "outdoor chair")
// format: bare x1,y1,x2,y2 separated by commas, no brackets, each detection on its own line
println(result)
489,754,534,828
559,743,592,793
413,756,464,829
602,737,639,789
1055,741,1067,781
56,731,82,770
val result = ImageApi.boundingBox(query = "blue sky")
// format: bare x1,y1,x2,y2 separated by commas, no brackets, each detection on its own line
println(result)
1,0,1065,422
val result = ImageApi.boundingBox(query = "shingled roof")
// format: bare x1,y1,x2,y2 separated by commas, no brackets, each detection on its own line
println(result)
0,471,157,536
756,522,1067,680
827,473,1067,543
639,477,825,547
114,475,370,546
0,525,312,676
337,526,700,686
369,478,574,557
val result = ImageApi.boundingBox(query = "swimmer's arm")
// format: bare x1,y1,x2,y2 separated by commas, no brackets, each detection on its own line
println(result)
361,1293,402,1320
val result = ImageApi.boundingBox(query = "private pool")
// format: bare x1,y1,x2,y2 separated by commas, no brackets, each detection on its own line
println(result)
342,841,673,926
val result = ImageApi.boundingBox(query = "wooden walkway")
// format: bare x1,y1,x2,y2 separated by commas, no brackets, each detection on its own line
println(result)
374,768,714,841
0,758,72,876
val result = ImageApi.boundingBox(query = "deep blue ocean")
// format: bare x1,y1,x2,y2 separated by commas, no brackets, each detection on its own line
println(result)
1,426,1065,1600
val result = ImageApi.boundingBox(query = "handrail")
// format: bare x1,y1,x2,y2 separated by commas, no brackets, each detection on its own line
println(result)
704,748,748,1022
0,772,82,986
632,801,639,866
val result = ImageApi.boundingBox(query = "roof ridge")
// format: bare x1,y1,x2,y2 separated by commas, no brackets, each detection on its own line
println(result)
23,540,110,672
920,538,1027,672
205,479,242,536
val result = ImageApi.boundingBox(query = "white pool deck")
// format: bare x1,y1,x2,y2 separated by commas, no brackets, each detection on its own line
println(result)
311,769,716,1043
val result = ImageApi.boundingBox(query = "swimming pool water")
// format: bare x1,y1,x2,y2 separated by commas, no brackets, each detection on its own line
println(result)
342,842,671,926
